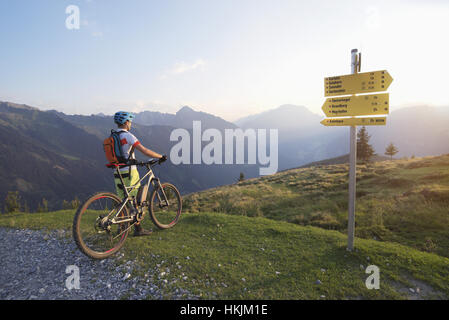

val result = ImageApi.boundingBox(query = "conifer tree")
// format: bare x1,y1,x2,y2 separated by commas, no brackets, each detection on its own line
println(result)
71,197,80,209
385,142,399,160
357,126,375,162
4,191,21,213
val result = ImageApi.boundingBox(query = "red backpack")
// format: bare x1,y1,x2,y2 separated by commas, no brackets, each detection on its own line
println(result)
103,130,135,164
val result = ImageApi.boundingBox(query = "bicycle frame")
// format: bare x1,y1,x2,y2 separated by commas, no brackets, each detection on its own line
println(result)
107,162,169,226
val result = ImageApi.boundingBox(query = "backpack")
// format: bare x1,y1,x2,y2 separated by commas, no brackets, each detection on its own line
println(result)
103,130,135,164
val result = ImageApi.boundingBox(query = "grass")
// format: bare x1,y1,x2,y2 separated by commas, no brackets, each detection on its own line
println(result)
183,154,449,258
1,154,448,300
0,210,448,299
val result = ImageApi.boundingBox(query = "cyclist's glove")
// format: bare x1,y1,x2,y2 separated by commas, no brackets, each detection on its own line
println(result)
158,154,167,164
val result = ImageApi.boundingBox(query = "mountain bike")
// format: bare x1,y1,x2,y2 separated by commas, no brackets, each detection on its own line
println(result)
72,158,182,259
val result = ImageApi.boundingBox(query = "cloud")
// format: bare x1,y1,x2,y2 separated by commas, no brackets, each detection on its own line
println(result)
161,59,206,79
172,59,206,74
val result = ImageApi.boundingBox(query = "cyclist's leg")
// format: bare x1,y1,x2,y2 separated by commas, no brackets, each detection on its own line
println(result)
114,172,127,199
128,169,151,235
114,169,140,199
128,168,141,198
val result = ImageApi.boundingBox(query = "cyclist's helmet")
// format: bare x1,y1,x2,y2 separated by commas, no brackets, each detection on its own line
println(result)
114,111,135,125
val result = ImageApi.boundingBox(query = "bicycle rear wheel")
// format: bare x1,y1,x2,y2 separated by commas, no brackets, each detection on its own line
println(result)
149,183,182,229
73,192,130,259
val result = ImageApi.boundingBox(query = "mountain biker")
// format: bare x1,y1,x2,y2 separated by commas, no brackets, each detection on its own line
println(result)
113,111,166,236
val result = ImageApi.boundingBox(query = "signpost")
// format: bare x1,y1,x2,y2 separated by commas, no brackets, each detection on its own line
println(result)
324,70,393,97
321,93,389,117
321,49,393,251
320,116,387,126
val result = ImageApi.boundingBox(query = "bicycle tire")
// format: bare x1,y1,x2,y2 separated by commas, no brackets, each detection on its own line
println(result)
149,183,182,229
73,192,130,259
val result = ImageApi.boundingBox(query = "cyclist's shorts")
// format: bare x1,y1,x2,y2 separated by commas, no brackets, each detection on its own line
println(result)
114,168,141,199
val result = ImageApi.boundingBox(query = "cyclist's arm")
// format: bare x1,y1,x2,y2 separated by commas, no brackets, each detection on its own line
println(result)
135,143,163,159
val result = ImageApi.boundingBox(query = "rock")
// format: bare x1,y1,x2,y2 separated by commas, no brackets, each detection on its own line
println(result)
0,227,198,300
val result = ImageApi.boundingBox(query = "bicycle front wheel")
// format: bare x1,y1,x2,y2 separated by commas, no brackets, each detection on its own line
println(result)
149,183,182,229
73,192,130,259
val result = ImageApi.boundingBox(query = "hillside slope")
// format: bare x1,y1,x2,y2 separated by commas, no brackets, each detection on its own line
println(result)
0,211,447,299
0,102,110,210
184,154,449,258
0,102,261,210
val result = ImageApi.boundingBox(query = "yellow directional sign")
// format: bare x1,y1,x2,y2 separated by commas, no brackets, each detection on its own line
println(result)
324,70,393,97
321,93,389,117
320,116,387,126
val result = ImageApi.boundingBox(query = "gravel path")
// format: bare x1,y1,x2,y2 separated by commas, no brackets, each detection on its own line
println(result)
0,228,198,300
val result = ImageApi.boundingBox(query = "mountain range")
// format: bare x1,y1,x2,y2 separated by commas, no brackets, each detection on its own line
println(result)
1,100,448,211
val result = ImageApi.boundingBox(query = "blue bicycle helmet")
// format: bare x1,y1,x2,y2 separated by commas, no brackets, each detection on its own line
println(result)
114,111,135,125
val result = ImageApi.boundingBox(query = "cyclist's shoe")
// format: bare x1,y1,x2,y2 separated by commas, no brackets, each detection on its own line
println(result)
133,224,152,237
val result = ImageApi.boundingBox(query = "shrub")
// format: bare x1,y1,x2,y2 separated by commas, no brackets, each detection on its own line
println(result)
71,197,80,209
37,198,49,212
4,191,21,213
309,211,340,230
62,200,71,210
423,237,437,253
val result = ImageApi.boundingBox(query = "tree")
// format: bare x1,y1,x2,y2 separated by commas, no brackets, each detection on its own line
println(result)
4,191,21,213
238,172,245,182
37,198,49,213
62,200,71,210
385,142,399,160
71,197,80,209
357,126,375,162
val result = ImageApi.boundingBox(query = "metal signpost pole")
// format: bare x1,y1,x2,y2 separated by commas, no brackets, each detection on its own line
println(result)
322,50,392,251
347,48,359,251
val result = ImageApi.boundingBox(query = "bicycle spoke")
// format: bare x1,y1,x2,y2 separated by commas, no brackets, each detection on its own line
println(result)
74,193,130,258
150,184,182,229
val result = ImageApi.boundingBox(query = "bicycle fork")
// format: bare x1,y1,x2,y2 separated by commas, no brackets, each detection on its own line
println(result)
154,179,170,208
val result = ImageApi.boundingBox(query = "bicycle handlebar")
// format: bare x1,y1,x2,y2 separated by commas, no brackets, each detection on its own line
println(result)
127,155,167,167
106,156,167,169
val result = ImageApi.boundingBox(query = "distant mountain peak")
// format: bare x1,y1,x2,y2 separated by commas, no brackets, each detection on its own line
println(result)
235,104,321,129
177,105,195,114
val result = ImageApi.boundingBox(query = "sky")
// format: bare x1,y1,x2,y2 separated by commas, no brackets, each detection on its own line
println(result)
1,0,448,121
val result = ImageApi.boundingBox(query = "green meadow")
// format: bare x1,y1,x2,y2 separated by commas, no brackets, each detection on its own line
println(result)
184,155,449,258
1,154,448,299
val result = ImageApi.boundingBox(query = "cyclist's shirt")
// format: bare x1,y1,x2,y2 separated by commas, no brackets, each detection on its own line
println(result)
117,129,140,172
